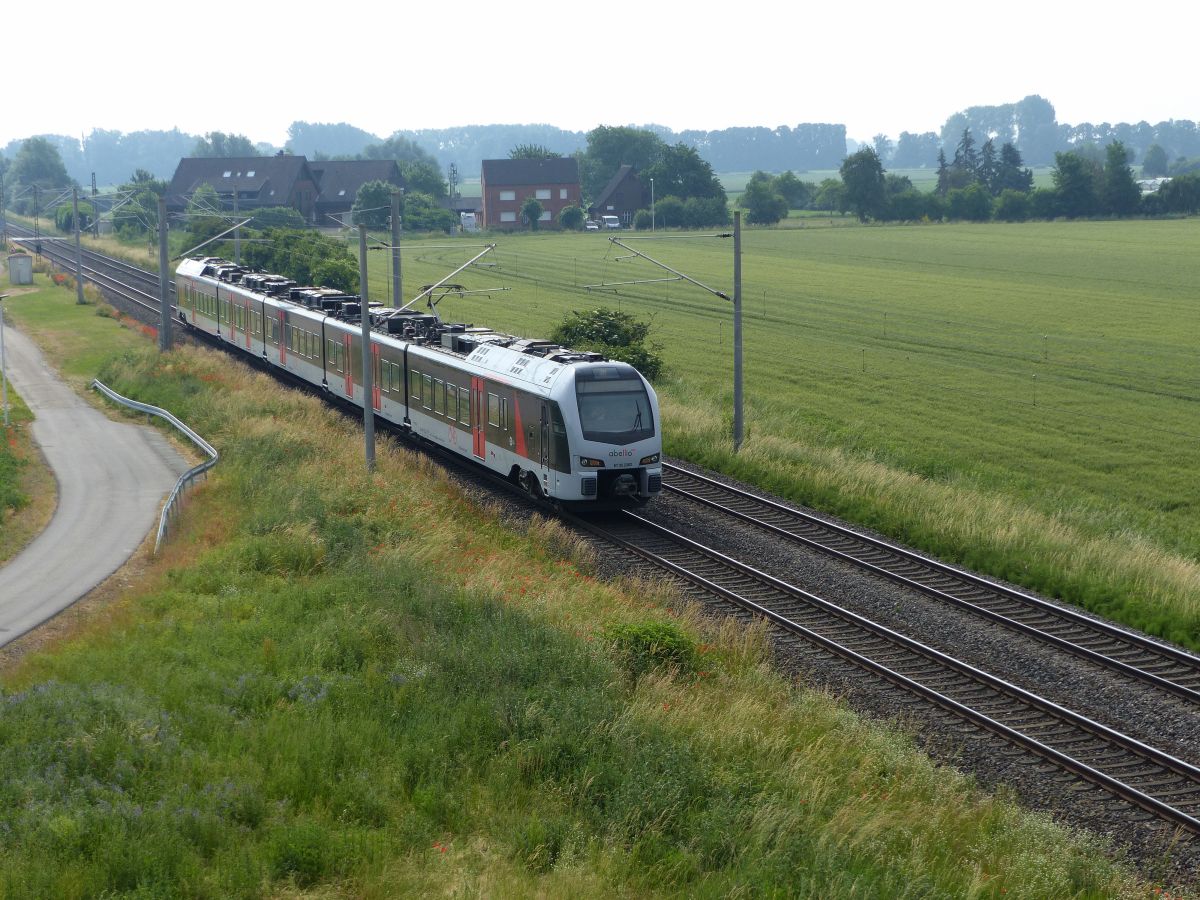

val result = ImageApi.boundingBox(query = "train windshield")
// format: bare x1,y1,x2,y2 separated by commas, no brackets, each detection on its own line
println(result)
575,365,655,444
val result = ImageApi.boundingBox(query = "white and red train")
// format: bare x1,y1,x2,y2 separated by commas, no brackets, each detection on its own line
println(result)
174,257,663,506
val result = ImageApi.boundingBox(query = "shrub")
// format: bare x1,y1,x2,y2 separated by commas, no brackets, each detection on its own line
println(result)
946,183,993,221
549,307,664,379
558,205,585,230
653,196,685,229
994,189,1031,222
603,620,697,679
633,209,653,230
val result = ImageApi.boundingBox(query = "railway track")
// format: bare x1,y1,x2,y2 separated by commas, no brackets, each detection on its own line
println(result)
14,229,1200,844
661,463,1200,704
5,222,172,319
570,508,1200,837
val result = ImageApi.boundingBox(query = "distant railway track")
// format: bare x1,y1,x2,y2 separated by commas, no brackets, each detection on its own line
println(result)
6,222,172,320
660,463,1200,704
569,508,1200,837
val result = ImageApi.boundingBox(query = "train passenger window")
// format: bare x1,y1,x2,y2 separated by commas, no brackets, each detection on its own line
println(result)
423,374,433,409
458,387,470,425
488,393,500,427
500,397,509,430
287,326,295,351
411,369,421,402
433,379,444,415
446,382,456,420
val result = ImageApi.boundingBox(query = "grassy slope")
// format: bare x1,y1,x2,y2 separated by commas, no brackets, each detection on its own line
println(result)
0,279,1148,897
359,220,1200,649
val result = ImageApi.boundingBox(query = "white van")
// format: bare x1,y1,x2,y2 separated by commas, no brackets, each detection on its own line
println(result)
601,215,621,230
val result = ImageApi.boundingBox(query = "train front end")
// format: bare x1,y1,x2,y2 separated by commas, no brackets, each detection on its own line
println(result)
558,361,662,506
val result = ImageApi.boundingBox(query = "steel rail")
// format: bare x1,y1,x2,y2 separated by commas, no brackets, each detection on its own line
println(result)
662,462,1200,702
569,508,1200,835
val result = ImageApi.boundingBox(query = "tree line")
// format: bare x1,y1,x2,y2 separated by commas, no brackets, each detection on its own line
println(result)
829,131,1200,224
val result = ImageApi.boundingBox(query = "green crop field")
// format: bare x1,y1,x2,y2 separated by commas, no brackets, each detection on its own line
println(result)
363,219,1200,646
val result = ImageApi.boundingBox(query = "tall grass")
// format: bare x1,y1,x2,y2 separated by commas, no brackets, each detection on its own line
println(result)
0,319,1150,895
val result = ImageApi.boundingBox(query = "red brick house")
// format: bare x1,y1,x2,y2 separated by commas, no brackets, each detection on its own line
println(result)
480,158,581,230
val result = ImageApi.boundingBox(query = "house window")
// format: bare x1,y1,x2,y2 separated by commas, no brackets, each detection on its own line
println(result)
246,170,255,177
500,211,516,222
539,211,551,221
499,190,516,201
559,188,568,199
223,171,232,178
535,189,550,200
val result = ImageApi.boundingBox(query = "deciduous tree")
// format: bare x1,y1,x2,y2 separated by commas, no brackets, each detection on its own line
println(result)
192,132,259,157
839,148,886,221
521,196,544,230
509,144,561,159
352,180,394,228
739,171,788,225
1052,152,1099,218
1101,141,1141,217
1141,144,1168,177
641,144,726,202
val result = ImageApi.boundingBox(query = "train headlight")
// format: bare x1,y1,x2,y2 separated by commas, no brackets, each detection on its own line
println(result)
578,456,605,468
640,453,660,465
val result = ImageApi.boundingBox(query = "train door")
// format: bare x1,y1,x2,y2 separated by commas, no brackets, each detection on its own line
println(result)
539,402,550,473
538,401,552,492
278,310,287,365
343,333,353,398
471,376,486,459
372,344,381,411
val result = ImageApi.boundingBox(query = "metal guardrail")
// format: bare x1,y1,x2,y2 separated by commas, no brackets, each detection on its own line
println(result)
91,379,218,554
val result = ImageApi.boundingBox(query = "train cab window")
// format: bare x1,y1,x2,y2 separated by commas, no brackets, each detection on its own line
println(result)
458,387,470,425
423,374,433,409
575,364,655,444
411,369,421,403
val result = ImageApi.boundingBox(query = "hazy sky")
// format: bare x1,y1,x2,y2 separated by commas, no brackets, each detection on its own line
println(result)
2,0,1193,150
